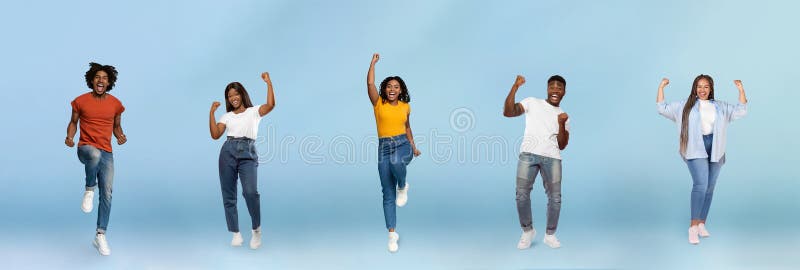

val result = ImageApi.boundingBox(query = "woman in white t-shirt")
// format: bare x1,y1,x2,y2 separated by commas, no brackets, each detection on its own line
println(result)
209,72,276,249
657,75,747,245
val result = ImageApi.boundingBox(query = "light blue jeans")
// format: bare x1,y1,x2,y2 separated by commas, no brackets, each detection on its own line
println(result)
77,145,114,234
378,134,413,230
516,152,562,235
686,134,723,221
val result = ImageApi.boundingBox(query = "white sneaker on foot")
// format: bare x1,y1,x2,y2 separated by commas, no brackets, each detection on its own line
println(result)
81,190,94,213
250,228,262,249
517,229,536,249
93,233,111,256
388,232,399,253
231,232,243,247
688,226,700,245
396,183,409,207
543,234,561,249
698,223,710,238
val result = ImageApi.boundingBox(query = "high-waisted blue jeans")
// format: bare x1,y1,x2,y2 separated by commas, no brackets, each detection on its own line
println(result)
378,134,413,230
219,137,261,232
685,134,722,221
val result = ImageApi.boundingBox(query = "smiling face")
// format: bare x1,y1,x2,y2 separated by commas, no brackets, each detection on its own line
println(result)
384,79,402,102
546,81,566,106
92,70,109,95
695,78,712,100
227,88,242,110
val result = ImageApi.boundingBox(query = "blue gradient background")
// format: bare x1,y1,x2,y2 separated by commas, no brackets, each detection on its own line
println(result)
1,0,798,269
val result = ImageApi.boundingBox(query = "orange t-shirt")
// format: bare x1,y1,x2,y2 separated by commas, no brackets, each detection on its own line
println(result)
71,92,125,152
373,97,410,137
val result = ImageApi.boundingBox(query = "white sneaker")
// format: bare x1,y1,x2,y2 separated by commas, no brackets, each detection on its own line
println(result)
396,183,409,207
688,226,700,245
698,223,711,238
231,232,243,247
93,233,111,256
250,228,262,249
543,234,561,249
517,229,535,249
388,232,399,253
81,190,94,213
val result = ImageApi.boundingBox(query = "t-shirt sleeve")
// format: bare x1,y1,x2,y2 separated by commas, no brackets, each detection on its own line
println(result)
251,106,264,119
70,98,80,112
520,97,534,112
117,100,125,114
218,112,230,125
565,118,571,132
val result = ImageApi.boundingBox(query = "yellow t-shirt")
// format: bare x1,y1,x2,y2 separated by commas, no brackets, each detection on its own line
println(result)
374,97,410,138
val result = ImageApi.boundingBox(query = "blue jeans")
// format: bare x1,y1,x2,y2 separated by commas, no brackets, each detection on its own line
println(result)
516,152,562,235
378,134,413,230
686,134,723,221
77,145,114,234
219,137,261,232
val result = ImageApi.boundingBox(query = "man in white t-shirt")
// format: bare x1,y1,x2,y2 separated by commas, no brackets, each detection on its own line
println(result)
503,74,570,250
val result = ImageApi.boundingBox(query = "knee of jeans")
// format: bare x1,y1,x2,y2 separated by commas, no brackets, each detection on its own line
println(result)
101,188,113,200
548,192,562,203
242,190,259,199
692,183,709,192
515,189,531,201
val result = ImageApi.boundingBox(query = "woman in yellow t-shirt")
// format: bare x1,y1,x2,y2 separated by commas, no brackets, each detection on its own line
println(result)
366,53,421,253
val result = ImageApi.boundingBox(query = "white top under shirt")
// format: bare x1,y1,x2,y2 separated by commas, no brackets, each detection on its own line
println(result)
218,107,263,140
698,100,716,135
519,97,570,160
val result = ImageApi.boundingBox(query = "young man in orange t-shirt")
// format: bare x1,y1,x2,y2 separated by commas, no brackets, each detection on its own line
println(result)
65,62,126,256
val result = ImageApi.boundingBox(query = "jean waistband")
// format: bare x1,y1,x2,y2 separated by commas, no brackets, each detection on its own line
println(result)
227,136,254,142
378,134,407,142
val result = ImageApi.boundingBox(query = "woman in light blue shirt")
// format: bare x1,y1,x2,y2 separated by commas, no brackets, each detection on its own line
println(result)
656,74,748,245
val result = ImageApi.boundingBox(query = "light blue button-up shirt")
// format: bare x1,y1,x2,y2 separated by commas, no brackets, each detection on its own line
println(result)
657,99,747,163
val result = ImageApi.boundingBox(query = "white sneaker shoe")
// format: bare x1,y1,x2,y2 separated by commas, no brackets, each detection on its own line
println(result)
93,233,111,256
231,232,244,247
81,190,94,213
688,226,700,245
698,223,711,238
250,228,262,249
388,232,399,253
396,183,409,207
543,234,561,249
517,229,535,249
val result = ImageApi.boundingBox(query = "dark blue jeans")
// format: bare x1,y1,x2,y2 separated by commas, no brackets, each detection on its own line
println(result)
77,145,114,234
378,134,413,230
219,137,261,232
685,134,722,220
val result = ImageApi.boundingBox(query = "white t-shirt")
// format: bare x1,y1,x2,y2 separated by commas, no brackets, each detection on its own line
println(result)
698,100,716,135
218,107,263,140
519,97,570,160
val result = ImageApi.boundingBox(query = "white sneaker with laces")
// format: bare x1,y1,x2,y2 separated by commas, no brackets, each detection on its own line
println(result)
517,229,536,249
81,190,94,213
388,232,399,253
543,234,561,249
93,233,111,256
688,226,700,245
231,232,244,247
250,228,262,249
396,183,409,207
698,223,710,238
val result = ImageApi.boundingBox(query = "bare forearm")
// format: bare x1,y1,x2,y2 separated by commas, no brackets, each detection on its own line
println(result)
209,112,220,139
657,87,665,103
113,125,124,138
557,124,569,150
67,122,77,139
738,88,747,104
503,87,519,117
405,127,417,150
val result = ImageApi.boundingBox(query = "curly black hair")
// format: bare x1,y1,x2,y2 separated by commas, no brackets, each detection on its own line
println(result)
84,62,118,91
379,76,411,103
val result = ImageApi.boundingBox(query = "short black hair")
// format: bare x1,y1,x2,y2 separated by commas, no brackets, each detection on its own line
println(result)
547,75,566,86
84,62,118,91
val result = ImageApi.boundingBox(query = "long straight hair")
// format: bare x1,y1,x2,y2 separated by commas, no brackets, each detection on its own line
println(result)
679,74,715,156
224,82,254,112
